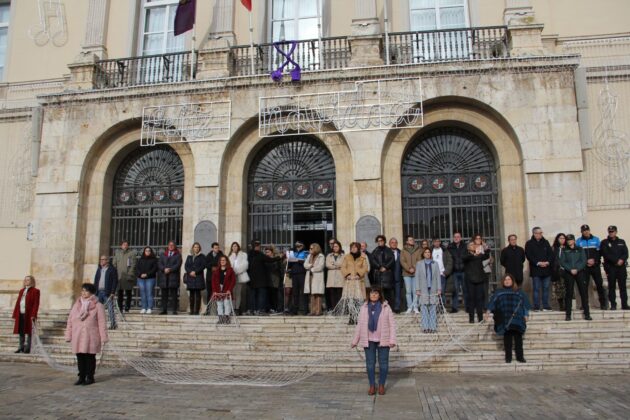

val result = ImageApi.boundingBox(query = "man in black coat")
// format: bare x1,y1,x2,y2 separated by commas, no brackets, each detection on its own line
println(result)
389,237,403,313
288,241,308,315
447,232,467,312
158,241,182,315
205,242,223,304
371,235,395,304
525,227,554,311
500,234,526,286
247,240,271,315
94,255,118,304
601,225,629,310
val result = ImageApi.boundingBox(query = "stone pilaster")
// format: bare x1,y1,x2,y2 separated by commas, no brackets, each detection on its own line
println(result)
82,0,110,59
195,48,231,79
206,0,235,49
66,52,98,91
351,0,380,36
348,0,383,67
504,0,544,56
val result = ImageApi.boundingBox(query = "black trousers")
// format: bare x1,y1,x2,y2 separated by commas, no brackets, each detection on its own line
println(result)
117,289,132,311
584,265,607,309
17,314,31,351
504,330,524,362
606,265,628,309
562,270,590,318
76,353,96,378
188,289,202,314
161,287,178,313
328,288,342,311
467,282,485,319
291,273,307,314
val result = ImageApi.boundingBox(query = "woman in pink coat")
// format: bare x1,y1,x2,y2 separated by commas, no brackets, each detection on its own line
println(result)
351,287,397,396
65,283,109,385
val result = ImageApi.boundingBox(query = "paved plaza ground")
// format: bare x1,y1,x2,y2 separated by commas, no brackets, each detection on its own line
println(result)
0,362,629,419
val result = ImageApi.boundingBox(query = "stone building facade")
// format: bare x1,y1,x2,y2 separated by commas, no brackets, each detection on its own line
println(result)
0,0,628,309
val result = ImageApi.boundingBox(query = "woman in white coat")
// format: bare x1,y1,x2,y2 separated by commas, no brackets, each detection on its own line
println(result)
415,247,441,333
228,242,249,315
304,243,326,316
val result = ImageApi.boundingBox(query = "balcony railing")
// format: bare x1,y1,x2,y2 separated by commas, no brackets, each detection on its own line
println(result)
384,26,509,65
94,51,194,89
230,36,350,77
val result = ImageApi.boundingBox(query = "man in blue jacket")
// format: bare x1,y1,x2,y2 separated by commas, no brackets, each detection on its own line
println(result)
576,224,608,310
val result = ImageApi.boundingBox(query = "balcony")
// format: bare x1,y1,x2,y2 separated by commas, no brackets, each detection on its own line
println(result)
88,26,509,90
384,26,509,65
93,51,194,89
230,36,350,77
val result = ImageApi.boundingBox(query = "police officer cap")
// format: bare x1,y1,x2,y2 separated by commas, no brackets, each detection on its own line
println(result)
608,225,617,232
566,234,576,241
580,224,590,232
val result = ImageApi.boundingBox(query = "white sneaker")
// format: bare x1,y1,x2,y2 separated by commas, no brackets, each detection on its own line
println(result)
413,308,420,314
146,309,152,314
405,308,413,314
140,309,146,314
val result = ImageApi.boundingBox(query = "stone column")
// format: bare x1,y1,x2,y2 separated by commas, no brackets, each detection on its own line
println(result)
349,0,383,67
504,0,544,57
82,0,110,59
67,53,98,90
197,0,235,79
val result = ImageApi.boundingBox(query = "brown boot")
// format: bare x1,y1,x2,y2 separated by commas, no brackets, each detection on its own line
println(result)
368,385,376,395
378,384,385,395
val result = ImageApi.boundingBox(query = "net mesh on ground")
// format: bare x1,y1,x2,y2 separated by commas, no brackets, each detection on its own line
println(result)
32,295,487,386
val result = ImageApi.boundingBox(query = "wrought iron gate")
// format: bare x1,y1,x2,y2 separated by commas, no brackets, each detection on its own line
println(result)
248,137,336,250
401,127,500,285
110,146,184,308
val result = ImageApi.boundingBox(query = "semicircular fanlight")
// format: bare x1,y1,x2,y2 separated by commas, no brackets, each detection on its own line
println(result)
402,128,494,176
249,137,335,182
115,146,184,189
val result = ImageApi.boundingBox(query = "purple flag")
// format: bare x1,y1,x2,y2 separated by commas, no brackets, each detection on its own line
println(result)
174,0,196,36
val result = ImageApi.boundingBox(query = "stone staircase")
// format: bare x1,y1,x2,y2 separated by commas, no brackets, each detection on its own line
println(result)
1,309,629,374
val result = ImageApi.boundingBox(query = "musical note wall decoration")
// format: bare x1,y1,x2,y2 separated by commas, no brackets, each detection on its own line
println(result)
28,0,68,47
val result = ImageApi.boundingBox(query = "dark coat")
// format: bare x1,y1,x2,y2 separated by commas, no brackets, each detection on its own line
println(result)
157,250,182,289
559,246,586,272
93,265,118,295
12,287,40,335
600,236,628,268
488,288,530,335
135,256,158,279
500,245,526,283
211,267,236,295
525,236,555,278
463,250,490,285
390,247,402,288
370,246,395,289
205,251,224,275
264,255,284,289
447,241,467,273
248,250,271,288
184,253,206,290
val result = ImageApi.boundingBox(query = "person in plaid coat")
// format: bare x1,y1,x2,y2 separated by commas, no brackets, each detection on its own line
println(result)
487,274,530,363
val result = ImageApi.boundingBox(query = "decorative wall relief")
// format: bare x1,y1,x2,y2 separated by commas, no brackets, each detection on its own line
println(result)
28,0,68,47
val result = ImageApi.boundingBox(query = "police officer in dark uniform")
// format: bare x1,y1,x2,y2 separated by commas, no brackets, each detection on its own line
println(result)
601,226,629,310
576,224,608,310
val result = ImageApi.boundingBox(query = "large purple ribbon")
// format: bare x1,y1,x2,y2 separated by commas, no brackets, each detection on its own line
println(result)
271,41,301,82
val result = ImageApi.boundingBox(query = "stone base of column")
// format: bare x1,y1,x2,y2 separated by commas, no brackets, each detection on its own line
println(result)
348,36,384,67
508,24,545,57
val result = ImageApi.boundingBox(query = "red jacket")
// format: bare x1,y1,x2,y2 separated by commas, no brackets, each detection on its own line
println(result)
211,267,236,296
12,287,40,335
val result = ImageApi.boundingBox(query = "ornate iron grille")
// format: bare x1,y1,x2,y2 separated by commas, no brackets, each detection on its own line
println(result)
401,127,500,287
110,145,184,253
248,137,336,250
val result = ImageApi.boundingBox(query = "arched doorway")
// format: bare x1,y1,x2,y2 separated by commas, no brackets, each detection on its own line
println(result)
401,127,499,248
110,145,185,254
248,137,335,250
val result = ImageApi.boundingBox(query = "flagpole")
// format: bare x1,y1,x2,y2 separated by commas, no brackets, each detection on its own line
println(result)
316,0,322,68
191,23,196,79
248,9,255,75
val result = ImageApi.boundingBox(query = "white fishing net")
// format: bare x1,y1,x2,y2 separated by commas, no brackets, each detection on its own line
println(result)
31,294,487,386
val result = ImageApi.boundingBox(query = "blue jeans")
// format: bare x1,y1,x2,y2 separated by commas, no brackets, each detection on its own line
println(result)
96,290,108,304
452,272,466,310
403,276,417,310
137,278,156,310
420,304,437,331
532,276,551,310
364,341,390,386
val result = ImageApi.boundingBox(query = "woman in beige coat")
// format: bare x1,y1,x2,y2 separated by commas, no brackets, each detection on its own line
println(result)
325,240,345,311
341,242,369,323
304,243,326,315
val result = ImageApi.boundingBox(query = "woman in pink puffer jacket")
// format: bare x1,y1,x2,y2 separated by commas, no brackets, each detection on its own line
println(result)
351,287,397,396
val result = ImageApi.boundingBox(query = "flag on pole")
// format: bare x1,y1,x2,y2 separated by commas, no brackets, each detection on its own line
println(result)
241,0,252,11
174,0,196,36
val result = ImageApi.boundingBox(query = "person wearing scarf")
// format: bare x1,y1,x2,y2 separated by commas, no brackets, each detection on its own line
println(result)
415,247,441,333
65,283,108,386
352,287,397,396
341,242,368,324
